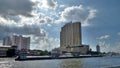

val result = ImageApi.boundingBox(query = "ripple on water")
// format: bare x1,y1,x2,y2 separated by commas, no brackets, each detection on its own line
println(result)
0,62,13,68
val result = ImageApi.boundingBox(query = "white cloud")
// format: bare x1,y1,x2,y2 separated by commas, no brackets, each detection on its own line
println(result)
99,41,106,46
30,35,60,51
36,0,58,9
41,37,60,50
88,9,97,19
98,41,110,52
97,35,110,40
59,5,66,8
83,9,97,26
99,41,120,53
0,11,53,27
56,5,97,26
39,16,52,24
98,41,107,52
0,17,7,23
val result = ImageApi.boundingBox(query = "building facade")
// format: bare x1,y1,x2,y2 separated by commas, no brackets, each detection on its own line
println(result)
73,45,89,54
60,22,82,52
0,46,11,56
96,45,100,53
3,35,30,50
3,36,11,46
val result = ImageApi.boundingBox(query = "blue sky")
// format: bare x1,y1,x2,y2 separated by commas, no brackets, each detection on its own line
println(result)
0,0,120,52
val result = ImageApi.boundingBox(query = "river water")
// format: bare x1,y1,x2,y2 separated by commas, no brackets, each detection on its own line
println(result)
0,57,120,68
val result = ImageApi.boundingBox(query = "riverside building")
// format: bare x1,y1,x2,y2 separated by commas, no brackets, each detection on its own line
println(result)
60,22,89,53
96,45,100,53
60,22,82,52
3,35,30,50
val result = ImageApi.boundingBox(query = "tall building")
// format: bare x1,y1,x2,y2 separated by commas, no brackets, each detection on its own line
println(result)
10,35,19,46
3,36,11,46
3,35,30,50
96,45,100,53
19,35,30,50
60,22,82,52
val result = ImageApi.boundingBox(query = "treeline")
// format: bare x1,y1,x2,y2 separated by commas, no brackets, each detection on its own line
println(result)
6,49,51,57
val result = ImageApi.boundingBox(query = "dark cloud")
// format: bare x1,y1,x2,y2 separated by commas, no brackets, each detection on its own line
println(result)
0,24,46,40
39,19,46,23
0,0,35,20
46,0,57,8
39,14,52,23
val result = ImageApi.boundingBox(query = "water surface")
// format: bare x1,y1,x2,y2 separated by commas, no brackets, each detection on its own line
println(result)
0,57,120,68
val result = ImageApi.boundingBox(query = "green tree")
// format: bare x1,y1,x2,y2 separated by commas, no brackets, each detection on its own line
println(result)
6,48,15,57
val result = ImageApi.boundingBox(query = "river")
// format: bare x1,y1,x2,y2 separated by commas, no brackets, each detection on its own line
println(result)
0,57,120,68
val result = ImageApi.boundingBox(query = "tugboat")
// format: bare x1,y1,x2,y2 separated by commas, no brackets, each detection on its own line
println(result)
15,49,27,61
51,48,62,58
15,55,27,61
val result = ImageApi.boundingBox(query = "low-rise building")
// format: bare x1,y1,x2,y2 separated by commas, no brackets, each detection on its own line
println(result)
51,48,62,57
28,50,41,56
75,45,89,54
66,44,89,54
0,46,11,56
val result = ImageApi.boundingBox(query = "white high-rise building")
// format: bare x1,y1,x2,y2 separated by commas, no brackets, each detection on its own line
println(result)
3,36,11,46
3,35,30,50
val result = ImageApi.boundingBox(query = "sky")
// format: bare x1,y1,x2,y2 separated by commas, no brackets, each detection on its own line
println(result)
0,0,120,52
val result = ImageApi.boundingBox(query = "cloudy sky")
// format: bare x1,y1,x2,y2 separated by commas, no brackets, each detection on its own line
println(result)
0,0,120,52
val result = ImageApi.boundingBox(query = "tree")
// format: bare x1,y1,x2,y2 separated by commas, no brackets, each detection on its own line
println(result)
40,50,49,55
6,48,15,57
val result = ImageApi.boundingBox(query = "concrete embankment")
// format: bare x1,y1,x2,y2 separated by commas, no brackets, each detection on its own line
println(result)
15,55,103,61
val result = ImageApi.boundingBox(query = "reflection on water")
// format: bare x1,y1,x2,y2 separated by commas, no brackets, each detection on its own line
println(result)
1,57,120,68
60,59,82,68
0,58,14,68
